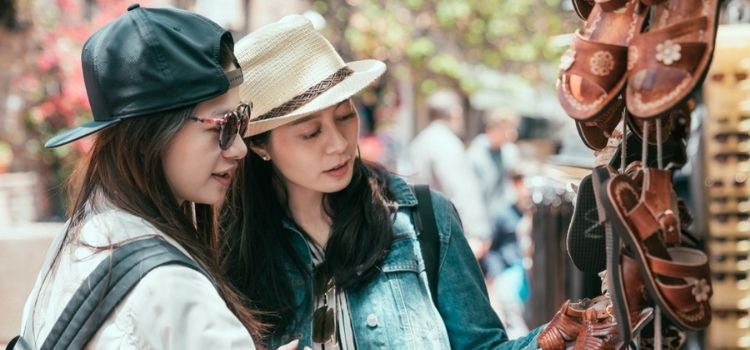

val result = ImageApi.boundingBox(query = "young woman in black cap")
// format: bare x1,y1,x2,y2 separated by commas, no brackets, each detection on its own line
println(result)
16,5,290,350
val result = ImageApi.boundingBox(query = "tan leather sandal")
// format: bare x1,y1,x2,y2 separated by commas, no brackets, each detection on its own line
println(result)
540,256,653,350
603,168,713,330
626,0,723,118
538,298,594,349
557,0,648,121
571,297,653,350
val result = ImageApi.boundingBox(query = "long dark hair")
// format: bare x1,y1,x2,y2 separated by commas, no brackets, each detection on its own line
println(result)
37,35,266,345
222,129,395,334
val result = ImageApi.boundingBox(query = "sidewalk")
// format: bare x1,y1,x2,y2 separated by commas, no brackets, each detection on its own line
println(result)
0,223,62,344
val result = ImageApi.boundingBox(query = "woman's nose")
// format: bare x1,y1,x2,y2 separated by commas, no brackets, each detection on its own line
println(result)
325,126,349,154
223,135,248,159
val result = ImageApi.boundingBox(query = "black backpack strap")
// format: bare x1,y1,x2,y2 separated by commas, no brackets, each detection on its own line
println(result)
412,184,440,306
40,237,204,350
5,336,31,350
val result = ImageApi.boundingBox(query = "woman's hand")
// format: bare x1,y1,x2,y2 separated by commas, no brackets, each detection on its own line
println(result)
277,339,311,350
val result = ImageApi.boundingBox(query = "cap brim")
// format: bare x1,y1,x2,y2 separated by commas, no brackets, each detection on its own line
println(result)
244,59,386,137
45,119,121,148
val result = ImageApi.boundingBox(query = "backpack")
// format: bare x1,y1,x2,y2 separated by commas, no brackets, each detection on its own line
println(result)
6,237,204,350
412,184,440,306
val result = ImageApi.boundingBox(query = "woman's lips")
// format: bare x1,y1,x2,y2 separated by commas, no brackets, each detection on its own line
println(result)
324,160,350,178
211,171,232,187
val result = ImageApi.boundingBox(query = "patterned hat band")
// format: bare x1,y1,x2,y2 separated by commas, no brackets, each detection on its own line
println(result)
256,67,355,121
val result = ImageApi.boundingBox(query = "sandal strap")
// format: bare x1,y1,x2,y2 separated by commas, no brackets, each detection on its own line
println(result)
580,99,623,130
629,17,708,74
656,279,711,313
648,247,713,313
539,300,584,349
566,32,628,94
641,169,681,245
573,309,619,350
596,0,629,12
647,247,710,280
638,16,708,43
624,200,680,246
640,0,667,5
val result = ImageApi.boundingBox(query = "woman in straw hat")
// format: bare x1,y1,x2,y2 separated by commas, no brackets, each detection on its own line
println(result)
223,15,544,349
13,5,303,350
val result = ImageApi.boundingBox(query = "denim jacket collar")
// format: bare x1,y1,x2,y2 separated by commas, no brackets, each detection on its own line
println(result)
387,174,418,208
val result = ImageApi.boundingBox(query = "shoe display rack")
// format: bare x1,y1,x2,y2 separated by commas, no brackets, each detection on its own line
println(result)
703,24,750,350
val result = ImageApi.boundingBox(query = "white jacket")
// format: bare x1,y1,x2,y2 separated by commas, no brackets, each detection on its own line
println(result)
19,200,255,349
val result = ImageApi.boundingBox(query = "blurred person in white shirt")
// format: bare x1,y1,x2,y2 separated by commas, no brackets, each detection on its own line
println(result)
408,89,491,258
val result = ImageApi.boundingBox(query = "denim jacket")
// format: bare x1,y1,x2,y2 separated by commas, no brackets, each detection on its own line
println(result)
268,175,542,349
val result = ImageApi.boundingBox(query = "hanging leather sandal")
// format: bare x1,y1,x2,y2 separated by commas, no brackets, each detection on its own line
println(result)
557,0,649,139
626,0,723,118
602,168,713,330
539,298,597,349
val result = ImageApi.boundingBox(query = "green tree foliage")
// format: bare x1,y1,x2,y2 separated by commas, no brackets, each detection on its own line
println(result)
312,0,577,97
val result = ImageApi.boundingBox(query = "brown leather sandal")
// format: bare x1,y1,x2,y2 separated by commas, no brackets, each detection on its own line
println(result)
626,0,722,118
576,96,626,150
557,0,649,120
541,256,652,350
603,168,713,330
571,296,652,350
538,298,594,349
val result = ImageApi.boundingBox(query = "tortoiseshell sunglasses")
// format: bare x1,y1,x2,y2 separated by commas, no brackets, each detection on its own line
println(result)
189,102,251,150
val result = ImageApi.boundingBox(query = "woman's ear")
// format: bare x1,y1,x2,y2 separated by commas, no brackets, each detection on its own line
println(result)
248,143,271,161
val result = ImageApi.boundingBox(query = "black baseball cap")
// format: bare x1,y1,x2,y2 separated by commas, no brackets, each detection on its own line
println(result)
45,4,244,148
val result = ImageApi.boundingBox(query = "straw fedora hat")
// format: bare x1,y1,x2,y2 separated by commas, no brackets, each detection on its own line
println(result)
235,14,386,136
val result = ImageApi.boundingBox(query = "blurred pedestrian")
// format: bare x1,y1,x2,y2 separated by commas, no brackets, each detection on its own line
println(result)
467,107,529,337
408,89,491,258
467,107,523,276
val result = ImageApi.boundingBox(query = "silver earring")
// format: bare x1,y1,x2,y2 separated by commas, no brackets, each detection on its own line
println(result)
262,155,271,161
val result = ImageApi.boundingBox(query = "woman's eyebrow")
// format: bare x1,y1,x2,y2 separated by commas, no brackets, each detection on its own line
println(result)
289,101,352,126
289,115,315,126
334,100,351,112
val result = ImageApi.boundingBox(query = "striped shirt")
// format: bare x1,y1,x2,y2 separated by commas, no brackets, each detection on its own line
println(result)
306,240,357,350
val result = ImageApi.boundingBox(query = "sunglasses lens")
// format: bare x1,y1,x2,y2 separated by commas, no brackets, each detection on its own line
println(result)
238,103,250,136
312,306,335,343
220,114,239,150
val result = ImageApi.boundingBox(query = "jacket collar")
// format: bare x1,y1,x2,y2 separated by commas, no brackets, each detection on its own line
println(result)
387,174,417,208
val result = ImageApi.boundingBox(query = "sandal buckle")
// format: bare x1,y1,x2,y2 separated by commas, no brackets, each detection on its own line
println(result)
656,209,680,245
